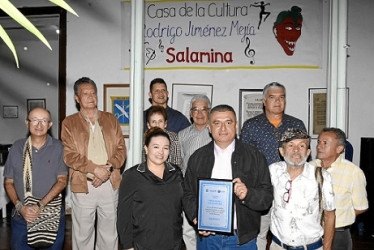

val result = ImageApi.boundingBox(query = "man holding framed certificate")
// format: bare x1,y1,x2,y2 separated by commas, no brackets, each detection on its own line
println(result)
184,105,273,249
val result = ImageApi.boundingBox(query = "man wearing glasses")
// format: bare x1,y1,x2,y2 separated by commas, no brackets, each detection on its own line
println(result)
269,128,335,250
178,94,212,249
4,107,68,249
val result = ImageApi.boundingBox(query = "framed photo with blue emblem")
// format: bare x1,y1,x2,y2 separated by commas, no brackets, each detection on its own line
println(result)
104,84,130,138
197,178,233,233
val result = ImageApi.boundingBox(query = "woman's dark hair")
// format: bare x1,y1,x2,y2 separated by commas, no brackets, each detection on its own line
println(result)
144,127,170,147
146,106,168,123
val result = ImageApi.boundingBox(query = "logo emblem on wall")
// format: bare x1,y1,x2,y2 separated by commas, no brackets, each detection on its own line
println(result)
113,99,130,125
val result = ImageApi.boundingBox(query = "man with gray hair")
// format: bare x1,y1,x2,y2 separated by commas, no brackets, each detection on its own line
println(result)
240,82,306,249
178,94,212,249
269,128,335,250
61,77,126,250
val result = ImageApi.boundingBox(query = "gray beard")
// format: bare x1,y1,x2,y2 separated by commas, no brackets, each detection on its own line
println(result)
284,155,307,167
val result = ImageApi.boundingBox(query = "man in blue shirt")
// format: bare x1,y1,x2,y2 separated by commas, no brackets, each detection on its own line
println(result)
144,78,190,133
240,82,306,249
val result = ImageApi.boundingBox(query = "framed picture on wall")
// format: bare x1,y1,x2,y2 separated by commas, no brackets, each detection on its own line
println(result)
171,84,213,119
104,84,130,138
3,105,18,118
308,88,327,138
27,99,46,112
239,89,263,130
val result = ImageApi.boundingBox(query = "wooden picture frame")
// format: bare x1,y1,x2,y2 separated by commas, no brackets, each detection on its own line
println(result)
104,84,130,138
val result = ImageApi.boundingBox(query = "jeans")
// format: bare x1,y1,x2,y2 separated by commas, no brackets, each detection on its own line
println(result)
11,207,65,250
197,233,257,250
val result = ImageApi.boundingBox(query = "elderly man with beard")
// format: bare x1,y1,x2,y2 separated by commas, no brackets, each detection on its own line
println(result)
269,128,336,250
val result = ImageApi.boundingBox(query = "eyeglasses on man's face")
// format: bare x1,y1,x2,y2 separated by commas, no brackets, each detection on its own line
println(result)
190,107,210,113
283,180,292,203
28,118,50,126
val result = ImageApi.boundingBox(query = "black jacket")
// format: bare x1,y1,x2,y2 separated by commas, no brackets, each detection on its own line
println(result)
183,139,273,245
117,162,183,250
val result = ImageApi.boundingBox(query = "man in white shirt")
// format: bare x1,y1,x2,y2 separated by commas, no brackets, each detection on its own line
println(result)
269,128,335,250
184,105,273,249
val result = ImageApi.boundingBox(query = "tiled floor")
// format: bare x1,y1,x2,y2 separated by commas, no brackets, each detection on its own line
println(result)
0,208,373,250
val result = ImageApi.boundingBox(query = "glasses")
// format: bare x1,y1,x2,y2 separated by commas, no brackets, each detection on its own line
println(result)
283,180,292,203
190,107,210,113
28,118,50,126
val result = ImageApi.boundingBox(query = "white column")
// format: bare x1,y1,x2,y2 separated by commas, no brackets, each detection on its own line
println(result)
128,0,144,168
327,0,348,133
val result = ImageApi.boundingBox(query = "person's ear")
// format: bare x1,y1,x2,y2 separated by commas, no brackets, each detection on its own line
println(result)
148,92,152,99
164,121,168,129
147,122,151,129
74,95,80,103
336,144,344,155
279,147,285,157
48,121,53,130
144,145,148,154
306,148,311,157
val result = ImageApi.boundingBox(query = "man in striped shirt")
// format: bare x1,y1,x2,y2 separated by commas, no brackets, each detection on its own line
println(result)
178,94,212,250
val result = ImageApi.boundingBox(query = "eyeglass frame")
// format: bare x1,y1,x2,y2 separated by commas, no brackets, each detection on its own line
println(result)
283,179,292,203
190,107,210,113
27,118,51,126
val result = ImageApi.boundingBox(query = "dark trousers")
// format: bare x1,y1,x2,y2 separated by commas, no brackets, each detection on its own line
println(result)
332,228,352,250
10,208,65,250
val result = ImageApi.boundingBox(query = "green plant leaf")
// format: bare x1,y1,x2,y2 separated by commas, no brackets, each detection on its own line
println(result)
0,24,19,68
0,0,52,50
49,0,79,17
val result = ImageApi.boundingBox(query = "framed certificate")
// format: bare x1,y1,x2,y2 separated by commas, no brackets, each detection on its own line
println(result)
197,179,233,233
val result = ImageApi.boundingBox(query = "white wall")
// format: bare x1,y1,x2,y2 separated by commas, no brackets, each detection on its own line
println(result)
3,0,373,165
346,0,374,164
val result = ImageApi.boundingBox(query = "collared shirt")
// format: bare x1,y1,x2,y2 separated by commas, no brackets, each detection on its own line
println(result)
211,140,237,229
311,155,368,228
178,125,212,174
240,113,306,166
269,162,335,246
85,114,108,166
4,135,68,202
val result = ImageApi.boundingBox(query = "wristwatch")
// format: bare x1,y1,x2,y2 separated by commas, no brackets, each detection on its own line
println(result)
37,201,45,212
109,166,114,173
15,201,23,212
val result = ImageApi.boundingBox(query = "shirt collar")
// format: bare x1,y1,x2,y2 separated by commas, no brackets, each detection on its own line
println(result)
214,140,235,155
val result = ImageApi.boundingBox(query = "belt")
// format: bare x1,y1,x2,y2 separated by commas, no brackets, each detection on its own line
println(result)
272,235,323,250
335,225,351,232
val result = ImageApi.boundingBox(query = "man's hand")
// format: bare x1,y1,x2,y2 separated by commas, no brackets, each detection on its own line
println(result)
193,218,216,236
93,164,111,182
20,205,39,223
233,178,248,200
91,176,104,188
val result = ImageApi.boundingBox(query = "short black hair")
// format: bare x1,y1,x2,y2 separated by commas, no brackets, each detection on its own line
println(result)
74,77,97,96
209,104,236,119
149,78,167,92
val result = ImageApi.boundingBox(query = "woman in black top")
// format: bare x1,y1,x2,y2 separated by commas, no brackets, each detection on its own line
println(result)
117,127,184,250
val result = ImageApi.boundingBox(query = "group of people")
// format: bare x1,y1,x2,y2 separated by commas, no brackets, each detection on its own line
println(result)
3,77,368,250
